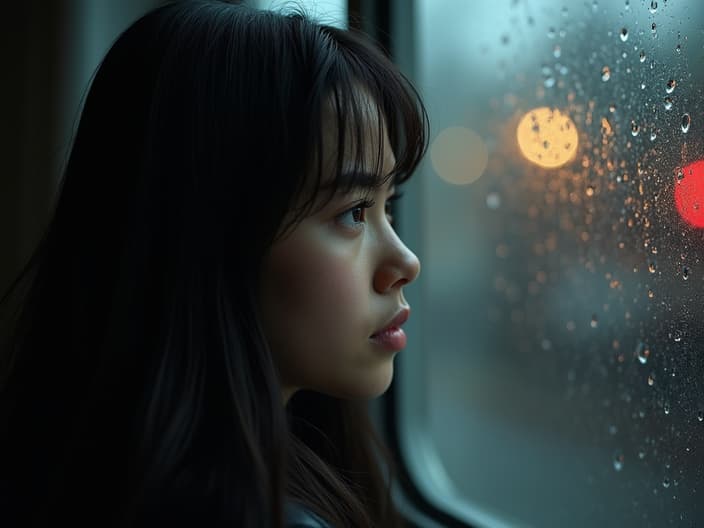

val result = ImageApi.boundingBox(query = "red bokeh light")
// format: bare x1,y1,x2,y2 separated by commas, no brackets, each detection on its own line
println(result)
674,160,704,228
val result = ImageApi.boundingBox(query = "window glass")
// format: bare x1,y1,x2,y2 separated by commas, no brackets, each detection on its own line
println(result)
401,0,704,525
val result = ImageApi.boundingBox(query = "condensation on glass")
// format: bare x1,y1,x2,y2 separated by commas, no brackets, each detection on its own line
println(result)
413,0,704,526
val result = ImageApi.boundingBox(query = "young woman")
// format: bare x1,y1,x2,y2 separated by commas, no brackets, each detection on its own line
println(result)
0,1,428,526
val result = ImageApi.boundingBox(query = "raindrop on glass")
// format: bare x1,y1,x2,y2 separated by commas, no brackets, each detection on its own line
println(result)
620,28,629,42
591,315,598,328
673,330,682,343
640,82,646,90
681,113,691,133
698,411,704,422
664,97,673,110
683,266,690,280
650,1,658,13
636,342,650,364
553,45,562,58
676,44,681,54
601,66,611,81
613,451,625,471
664,402,671,415
592,1,599,12
647,373,655,386
639,50,646,63
663,477,671,488
650,130,657,141
648,262,656,273
486,192,501,210
547,27,556,39
651,22,657,33
666,79,676,93
648,289,654,299
638,448,646,460
609,103,617,113
631,121,640,136
544,77,556,88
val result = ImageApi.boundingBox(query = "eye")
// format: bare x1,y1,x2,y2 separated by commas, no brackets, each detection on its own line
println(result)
337,200,375,230
385,191,404,224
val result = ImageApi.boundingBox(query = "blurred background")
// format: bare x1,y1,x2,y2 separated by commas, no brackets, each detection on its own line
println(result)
2,1,704,527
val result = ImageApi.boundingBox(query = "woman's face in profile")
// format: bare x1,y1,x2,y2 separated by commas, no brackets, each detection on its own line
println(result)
259,97,421,404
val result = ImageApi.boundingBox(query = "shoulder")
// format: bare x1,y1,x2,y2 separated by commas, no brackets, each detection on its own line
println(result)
284,500,334,528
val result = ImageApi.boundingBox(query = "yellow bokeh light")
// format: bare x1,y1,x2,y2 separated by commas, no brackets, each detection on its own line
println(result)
430,126,488,185
516,107,578,169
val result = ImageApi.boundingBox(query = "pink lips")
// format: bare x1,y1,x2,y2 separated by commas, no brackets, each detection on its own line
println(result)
370,308,410,351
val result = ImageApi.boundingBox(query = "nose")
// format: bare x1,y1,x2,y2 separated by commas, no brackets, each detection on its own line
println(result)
373,233,421,294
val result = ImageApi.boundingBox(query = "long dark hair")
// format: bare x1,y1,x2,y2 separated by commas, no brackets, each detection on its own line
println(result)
0,2,428,526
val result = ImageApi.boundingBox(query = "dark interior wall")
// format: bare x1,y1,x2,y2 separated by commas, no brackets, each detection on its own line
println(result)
0,1,65,295
0,0,165,296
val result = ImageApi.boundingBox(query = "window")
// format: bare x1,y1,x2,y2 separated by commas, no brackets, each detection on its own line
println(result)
395,1,704,525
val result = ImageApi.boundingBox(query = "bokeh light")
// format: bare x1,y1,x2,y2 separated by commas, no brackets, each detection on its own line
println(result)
430,126,489,185
516,107,579,169
674,160,704,228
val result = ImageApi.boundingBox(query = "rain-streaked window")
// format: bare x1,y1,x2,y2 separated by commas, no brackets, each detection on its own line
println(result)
397,1,704,526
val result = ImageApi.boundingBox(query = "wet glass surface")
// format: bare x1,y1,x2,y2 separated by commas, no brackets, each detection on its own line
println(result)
413,1,704,525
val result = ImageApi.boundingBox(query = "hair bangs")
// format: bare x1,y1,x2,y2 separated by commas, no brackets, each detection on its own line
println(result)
280,23,429,237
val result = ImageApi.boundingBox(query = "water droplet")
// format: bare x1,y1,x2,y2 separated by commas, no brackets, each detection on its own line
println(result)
544,77,556,88
620,28,629,42
664,96,673,110
666,79,677,93
613,451,625,471
601,66,611,81
663,477,671,488
648,289,654,299
638,448,647,460
676,44,681,54
624,0,630,10
547,27,556,39
648,262,657,273
486,192,501,210
664,402,671,415
553,45,562,58
586,185,595,197
591,315,598,328
631,121,640,136
651,22,657,33
682,113,691,133
639,50,646,62
650,130,657,141
673,330,682,342
697,411,703,422
640,82,646,90
683,266,690,280
609,103,617,113
636,342,651,364
677,168,684,181
647,373,655,386
592,1,599,12
650,0,658,13
608,424,618,435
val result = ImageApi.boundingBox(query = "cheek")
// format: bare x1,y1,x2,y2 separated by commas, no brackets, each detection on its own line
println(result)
270,245,364,330
260,235,370,373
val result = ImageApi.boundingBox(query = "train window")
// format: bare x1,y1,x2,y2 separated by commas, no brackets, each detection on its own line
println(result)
394,0,704,526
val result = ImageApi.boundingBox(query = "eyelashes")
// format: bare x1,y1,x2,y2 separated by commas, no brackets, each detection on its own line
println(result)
337,191,405,229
